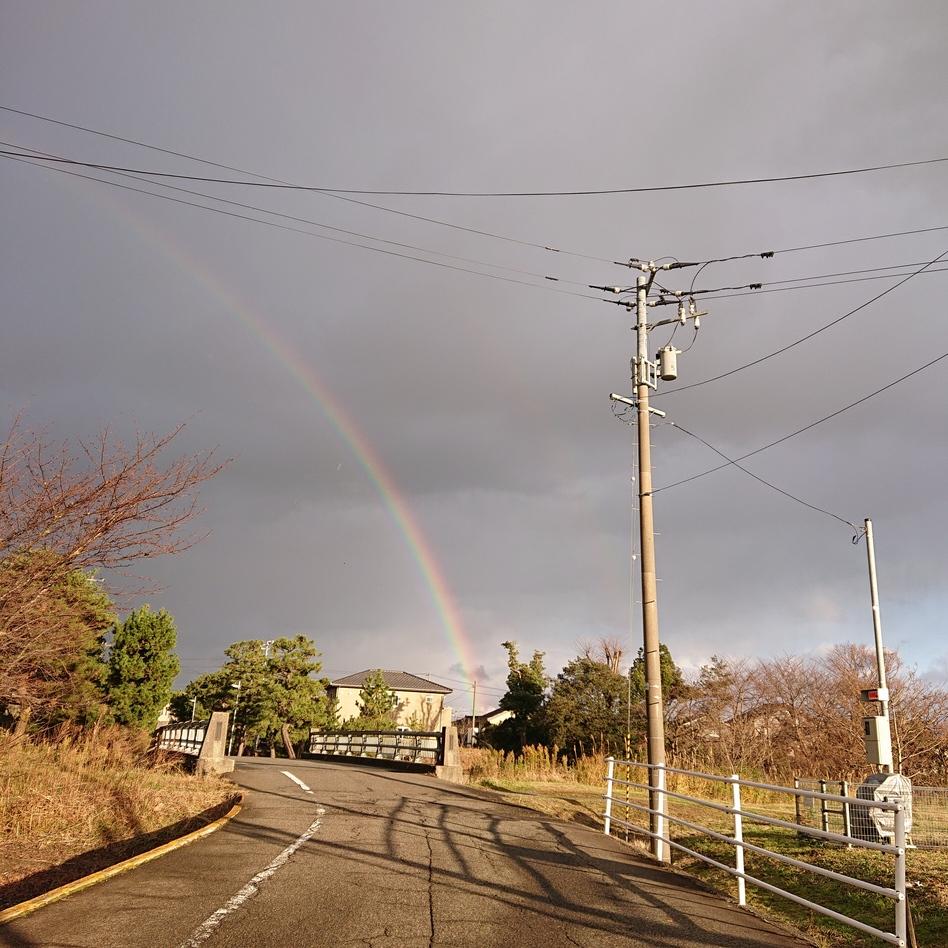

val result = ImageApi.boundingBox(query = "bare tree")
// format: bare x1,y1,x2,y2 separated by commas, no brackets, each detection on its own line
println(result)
0,420,223,726
673,644,948,781
577,637,624,673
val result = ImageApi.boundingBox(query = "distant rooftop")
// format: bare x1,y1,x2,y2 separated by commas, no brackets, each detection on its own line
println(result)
330,670,452,694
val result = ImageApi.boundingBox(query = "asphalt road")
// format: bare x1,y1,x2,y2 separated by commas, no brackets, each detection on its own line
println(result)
3,758,807,947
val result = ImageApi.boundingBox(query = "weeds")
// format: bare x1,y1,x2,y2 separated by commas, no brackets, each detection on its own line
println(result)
0,724,233,892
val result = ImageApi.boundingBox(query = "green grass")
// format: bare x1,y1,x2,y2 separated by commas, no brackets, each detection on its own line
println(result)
472,774,948,947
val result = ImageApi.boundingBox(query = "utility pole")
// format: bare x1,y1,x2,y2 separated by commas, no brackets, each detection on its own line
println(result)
606,261,706,864
471,680,477,748
863,517,895,772
634,272,669,863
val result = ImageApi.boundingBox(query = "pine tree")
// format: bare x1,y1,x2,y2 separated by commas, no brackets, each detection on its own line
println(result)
351,670,399,729
107,605,180,729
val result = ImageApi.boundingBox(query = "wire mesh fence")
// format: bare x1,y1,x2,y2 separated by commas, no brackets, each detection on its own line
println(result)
795,777,948,848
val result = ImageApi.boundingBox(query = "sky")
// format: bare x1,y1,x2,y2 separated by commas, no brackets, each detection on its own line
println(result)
2,2,947,713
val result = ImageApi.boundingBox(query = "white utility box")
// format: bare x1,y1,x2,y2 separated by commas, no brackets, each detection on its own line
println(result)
862,715,893,769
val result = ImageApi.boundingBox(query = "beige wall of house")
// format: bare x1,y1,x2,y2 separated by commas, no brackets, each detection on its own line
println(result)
336,687,447,730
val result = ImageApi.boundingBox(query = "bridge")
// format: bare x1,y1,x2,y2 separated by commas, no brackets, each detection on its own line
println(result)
2,756,806,947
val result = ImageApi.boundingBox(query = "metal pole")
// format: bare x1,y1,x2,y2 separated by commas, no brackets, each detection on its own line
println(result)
191,697,197,721
604,756,615,836
894,804,907,946
865,517,894,772
794,777,803,839
730,775,746,906
819,779,830,834
227,680,241,756
842,780,853,846
471,680,477,747
636,273,669,863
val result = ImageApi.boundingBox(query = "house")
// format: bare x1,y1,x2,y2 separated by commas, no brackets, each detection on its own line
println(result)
329,670,452,731
455,707,513,746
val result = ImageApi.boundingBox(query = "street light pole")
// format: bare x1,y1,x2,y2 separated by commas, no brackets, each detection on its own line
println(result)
226,680,242,757
864,518,894,771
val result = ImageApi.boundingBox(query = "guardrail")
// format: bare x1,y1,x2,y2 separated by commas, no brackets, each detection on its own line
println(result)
154,712,233,776
604,758,908,946
308,730,444,766
155,720,209,756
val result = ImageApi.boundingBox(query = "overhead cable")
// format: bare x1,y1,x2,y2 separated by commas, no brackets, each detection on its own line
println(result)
666,421,858,533
1,140,593,288
2,144,946,197
2,153,603,302
653,349,948,495
0,107,613,262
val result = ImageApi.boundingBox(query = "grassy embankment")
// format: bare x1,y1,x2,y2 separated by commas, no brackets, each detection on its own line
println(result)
461,747,948,948
0,725,236,907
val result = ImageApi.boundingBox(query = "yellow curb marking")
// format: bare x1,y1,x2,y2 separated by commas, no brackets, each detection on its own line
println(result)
0,797,243,926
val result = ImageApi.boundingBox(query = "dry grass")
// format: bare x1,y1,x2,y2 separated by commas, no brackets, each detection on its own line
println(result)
460,745,607,785
0,725,234,897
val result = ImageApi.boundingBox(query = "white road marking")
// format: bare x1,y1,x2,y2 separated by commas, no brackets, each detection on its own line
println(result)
281,769,313,793
178,809,325,947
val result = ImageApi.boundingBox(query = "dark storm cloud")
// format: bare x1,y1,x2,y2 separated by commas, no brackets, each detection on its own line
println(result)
2,2,947,708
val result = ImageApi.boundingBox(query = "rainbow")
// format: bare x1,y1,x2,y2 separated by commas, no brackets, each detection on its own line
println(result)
55,173,478,679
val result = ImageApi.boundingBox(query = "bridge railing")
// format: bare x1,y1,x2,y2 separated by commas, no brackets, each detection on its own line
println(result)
604,758,908,947
308,730,444,766
155,719,209,756
154,712,234,775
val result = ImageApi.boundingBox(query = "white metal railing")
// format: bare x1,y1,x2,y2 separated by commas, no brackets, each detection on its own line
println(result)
308,730,444,766
155,720,208,756
603,758,907,946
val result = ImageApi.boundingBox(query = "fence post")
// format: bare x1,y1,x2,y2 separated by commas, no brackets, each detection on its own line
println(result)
894,803,907,946
793,777,804,839
654,764,669,863
604,756,615,836
730,774,746,906
819,779,830,833
841,780,853,848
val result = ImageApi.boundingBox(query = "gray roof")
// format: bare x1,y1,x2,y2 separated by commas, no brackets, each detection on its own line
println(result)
330,670,452,694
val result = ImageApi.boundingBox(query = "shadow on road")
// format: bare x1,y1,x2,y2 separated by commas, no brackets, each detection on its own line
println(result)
219,762,801,947
0,794,240,912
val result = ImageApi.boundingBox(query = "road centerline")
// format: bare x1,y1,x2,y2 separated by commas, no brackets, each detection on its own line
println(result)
281,769,313,793
177,808,325,947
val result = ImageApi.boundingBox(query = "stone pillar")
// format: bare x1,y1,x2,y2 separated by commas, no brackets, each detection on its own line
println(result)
196,710,236,776
435,724,463,783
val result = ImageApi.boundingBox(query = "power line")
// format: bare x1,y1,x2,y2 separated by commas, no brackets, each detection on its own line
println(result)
772,223,948,256
666,420,858,533
2,153,604,303
653,348,948,495
693,265,948,302
656,248,948,397
9,106,948,269
1,140,594,289
3,143,946,197
0,106,614,262
746,260,948,289
656,224,948,274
